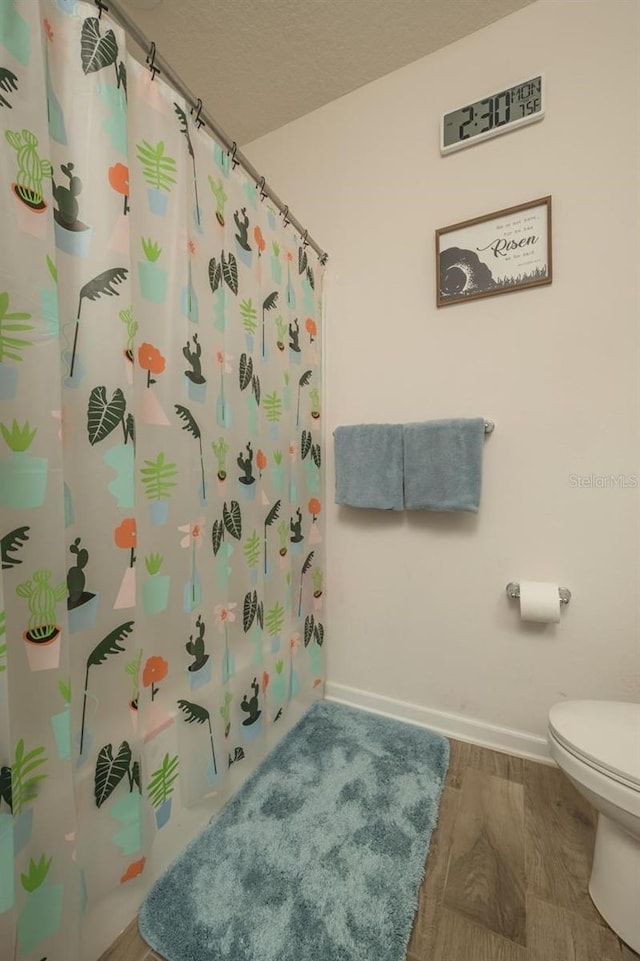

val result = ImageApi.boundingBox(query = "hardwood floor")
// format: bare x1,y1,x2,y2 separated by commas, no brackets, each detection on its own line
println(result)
100,737,640,961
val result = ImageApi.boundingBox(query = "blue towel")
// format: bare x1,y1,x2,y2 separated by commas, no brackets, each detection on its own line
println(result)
403,418,485,512
334,424,404,510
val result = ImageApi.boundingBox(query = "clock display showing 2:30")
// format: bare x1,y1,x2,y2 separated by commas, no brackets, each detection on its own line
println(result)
459,78,541,140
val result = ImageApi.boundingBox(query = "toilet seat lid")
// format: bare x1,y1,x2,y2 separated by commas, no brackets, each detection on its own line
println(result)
549,700,640,789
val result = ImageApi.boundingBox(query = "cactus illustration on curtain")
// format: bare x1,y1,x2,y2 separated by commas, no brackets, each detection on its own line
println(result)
5,128,52,210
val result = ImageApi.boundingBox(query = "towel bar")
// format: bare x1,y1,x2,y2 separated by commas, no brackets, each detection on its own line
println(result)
505,582,572,605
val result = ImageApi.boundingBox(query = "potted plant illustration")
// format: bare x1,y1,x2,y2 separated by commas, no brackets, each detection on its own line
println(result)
263,499,282,575
240,298,257,352
142,552,170,615
139,342,170,425
308,497,322,544
298,550,315,617
263,390,283,441
111,758,143,859
312,567,324,610
177,699,218,784
233,207,253,267
0,420,48,509
108,162,129,215
0,291,33,401
265,600,285,654
296,370,312,428
186,614,211,690
212,436,229,486
271,241,282,283
50,680,71,761
125,648,143,724
180,256,199,323
1,738,47,857
5,128,52,222
87,385,135,507
66,536,99,633
220,691,233,738
80,622,134,757
179,518,204,612
143,656,171,740
138,237,167,304
304,612,324,672
274,314,287,353
143,656,168,703
268,449,284,492
242,530,260,585
175,405,206,501
240,678,262,741
309,386,321,423
254,225,266,259
174,103,201,226
215,602,237,683
52,161,93,257
261,291,278,360
271,659,287,704
215,350,232,427
16,570,66,671
305,317,318,344
114,518,136,610
16,854,63,956
147,753,179,829
183,332,207,403
208,174,227,226
120,307,137,379
136,139,177,216
141,451,178,525
68,266,128,383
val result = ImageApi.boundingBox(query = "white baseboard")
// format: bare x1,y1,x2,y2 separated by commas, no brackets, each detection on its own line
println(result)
325,682,553,764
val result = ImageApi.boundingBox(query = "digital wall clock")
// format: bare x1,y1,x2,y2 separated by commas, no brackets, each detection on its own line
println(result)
441,75,544,155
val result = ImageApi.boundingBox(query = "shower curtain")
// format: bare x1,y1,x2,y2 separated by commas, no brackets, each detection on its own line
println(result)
0,2,325,958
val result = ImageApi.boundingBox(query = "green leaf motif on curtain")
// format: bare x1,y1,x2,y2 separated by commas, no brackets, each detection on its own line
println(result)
175,405,205,499
5,739,48,815
301,430,312,460
298,247,308,275
140,452,178,501
243,590,258,633
306,265,315,290
0,290,34,364
0,764,12,811
80,17,118,74
20,854,52,892
240,299,257,336
263,391,282,423
95,741,132,808
208,257,222,293
311,444,322,468
265,602,284,637
79,267,128,305
238,352,253,391
136,140,177,193
211,519,224,557
87,622,135,667
221,252,238,295
177,700,209,724
223,501,242,540
147,754,179,810
1,525,30,569
314,622,324,647
87,386,126,446
304,614,315,648
243,531,260,568
251,374,261,406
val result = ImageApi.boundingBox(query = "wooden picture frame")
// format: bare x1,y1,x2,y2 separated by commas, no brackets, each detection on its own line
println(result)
435,196,552,307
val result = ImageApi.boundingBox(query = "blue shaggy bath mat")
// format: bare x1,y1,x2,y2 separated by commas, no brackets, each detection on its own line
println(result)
139,699,449,961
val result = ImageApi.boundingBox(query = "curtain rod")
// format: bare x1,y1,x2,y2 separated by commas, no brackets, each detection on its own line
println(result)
94,0,328,264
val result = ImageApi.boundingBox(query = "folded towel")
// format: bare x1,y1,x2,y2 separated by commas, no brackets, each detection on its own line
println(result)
403,418,485,512
334,424,404,510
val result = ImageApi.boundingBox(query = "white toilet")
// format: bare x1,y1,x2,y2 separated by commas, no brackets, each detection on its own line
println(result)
548,700,640,953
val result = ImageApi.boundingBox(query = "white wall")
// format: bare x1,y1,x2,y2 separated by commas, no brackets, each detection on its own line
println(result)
246,0,640,745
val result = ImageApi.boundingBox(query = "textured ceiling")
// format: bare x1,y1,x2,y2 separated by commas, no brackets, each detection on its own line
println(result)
120,0,537,145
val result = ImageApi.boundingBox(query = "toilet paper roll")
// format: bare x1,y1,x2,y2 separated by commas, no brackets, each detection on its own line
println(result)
519,581,561,623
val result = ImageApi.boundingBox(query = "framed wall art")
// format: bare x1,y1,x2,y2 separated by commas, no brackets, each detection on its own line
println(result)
436,196,552,307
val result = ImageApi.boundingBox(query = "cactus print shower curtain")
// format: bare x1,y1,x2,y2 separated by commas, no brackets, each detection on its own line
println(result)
0,2,325,958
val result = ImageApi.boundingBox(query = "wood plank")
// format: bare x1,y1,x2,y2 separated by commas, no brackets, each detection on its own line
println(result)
432,906,527,961
523,759,602,927
407,786,460,956
526,893,638,961
442,768,526,945
446,738,524,789
98,919,151,961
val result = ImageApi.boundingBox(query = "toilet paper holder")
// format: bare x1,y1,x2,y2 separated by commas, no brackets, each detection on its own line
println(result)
506,582,572,605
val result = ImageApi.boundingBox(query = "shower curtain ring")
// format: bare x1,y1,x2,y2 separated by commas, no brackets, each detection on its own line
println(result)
320,252,328,265
95,0,109,17
282,205,290,227
302,230,309,248
191,98,204,129
146,42,160,80
229,142,239,168
257,176,267,201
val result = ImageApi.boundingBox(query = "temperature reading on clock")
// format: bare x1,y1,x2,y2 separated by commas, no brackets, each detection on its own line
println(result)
441,76,544,154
